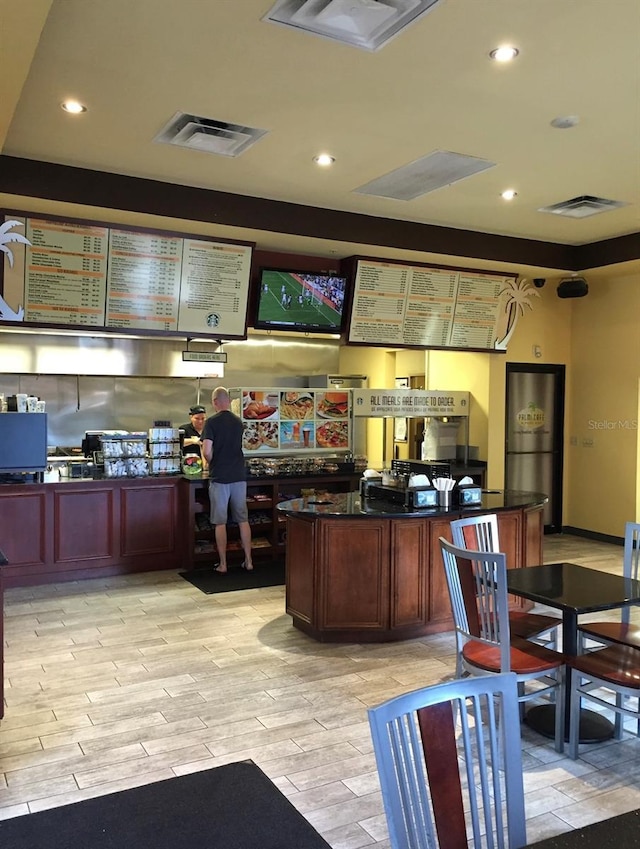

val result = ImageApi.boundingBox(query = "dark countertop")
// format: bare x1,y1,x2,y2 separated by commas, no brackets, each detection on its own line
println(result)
524,809,640,848
277,489,547,519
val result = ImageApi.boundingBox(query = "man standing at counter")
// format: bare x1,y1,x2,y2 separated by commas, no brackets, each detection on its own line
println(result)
202,386,253,574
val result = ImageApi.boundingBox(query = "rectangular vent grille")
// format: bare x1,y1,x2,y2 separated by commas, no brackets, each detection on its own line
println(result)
354,150,496,201
154,113,267,157
264,0,444,52
538,195,627,219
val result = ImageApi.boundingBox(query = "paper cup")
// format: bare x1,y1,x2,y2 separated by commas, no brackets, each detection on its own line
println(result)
27,396,38,412
35,400,46,412
16,393,28,412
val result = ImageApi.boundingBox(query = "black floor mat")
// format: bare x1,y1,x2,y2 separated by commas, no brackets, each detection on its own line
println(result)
180,559,285,593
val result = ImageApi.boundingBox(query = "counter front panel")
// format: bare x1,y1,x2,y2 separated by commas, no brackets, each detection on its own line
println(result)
278,490,547,642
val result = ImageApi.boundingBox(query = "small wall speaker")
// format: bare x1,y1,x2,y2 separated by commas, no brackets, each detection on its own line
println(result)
557,277,589,298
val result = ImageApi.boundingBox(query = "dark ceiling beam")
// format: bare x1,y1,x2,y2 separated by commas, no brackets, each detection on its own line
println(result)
1,155,636,271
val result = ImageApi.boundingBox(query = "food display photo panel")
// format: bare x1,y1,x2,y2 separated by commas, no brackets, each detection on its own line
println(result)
242,391,280,421
242,420,280,452
279,391,315,421
280,421,315,450
316,391,350,419
316,420,349,449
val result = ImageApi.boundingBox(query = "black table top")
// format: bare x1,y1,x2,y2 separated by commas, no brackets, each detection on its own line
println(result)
278,489,547,519
524,808,640,848
506,561,640,615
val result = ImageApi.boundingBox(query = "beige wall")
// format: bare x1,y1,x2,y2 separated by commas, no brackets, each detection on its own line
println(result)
565,271,640,536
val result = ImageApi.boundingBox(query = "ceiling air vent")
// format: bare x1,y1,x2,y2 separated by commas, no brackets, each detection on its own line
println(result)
154,113,267,157
538,195,628,219
354,150,496,201
263,0,444,51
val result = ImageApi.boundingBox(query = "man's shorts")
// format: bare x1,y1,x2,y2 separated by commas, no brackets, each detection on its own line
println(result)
209,480,249,525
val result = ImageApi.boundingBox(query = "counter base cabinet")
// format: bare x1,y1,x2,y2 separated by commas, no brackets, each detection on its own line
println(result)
285,504,544,642
0,479,185,588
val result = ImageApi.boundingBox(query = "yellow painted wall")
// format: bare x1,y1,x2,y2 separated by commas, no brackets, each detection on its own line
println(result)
565,271,640,535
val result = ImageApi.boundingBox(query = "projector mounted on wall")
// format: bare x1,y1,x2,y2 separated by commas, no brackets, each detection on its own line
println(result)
557,277,589,299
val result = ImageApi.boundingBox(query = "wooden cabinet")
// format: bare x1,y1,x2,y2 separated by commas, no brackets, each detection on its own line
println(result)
285,503,545,642
0,477,185,587
184,473,360,569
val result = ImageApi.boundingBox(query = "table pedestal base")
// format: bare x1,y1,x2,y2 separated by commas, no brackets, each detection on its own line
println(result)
525,705,615,744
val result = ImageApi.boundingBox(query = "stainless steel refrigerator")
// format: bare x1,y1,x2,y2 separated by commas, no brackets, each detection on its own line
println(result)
505,365,564,532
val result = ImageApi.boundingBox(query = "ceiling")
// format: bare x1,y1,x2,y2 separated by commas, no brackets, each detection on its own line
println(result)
1,0,639,276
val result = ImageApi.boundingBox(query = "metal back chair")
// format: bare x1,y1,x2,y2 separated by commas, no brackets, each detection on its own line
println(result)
368,672,527,849
450,514,559,653
450,513,500,553
439,537,565,752
578,521,640,649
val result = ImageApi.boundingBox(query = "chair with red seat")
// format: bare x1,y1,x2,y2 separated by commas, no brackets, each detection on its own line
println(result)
450,514,560,659
577,521,640,650
568,642,640,758
439,536,565,752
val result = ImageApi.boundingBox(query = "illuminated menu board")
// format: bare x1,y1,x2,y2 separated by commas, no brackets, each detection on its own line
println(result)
347,258,519,351
0,213,253,338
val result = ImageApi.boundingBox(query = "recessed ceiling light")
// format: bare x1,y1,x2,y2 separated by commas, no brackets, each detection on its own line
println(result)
489,46,519,62
313,154,335,167
501,189,518,201
61,99,87,114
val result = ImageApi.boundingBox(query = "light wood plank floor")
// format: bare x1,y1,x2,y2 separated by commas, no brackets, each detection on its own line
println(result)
2,534,640,847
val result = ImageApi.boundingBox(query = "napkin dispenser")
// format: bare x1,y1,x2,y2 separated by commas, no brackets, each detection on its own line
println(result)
456,484,483,506
360,475,382,497
405,486,438,509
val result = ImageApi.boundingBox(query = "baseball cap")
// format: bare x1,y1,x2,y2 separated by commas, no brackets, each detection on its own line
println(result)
190,405,206,415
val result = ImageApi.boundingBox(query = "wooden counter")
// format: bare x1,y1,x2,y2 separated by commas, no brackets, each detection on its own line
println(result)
0,476,188,587
278,490,546,642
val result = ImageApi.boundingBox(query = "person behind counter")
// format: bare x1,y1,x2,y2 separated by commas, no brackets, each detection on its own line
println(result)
201,387,253,574
179,405,208,466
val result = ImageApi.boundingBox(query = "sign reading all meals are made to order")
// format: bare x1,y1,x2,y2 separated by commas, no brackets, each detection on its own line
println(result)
0,213,253,338
347,257,520,352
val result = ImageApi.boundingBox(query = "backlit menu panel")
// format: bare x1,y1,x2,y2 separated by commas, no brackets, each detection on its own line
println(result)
1,213,253,339
24,219,108,326
348,258,516,351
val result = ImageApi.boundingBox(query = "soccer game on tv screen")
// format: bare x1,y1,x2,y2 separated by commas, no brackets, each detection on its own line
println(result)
256,269,347,332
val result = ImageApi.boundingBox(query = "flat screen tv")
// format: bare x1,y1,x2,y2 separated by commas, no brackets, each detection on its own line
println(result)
254,268,347,334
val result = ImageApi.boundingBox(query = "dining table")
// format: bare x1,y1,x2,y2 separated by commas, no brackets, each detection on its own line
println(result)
506,561,640,743
523,808,640,848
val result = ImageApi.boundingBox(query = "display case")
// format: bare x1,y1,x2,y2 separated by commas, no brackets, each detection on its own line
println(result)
100,433,149,478
148,426,182,476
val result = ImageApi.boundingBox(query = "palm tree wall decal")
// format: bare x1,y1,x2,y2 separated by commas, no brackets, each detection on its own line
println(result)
494,278,539,350
0,219,31,321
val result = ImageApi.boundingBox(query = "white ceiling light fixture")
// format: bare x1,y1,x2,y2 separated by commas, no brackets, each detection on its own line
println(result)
313,153,335,166
263,0,445,52
61,99,87,114
501,189,517,200
489,45,519,62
